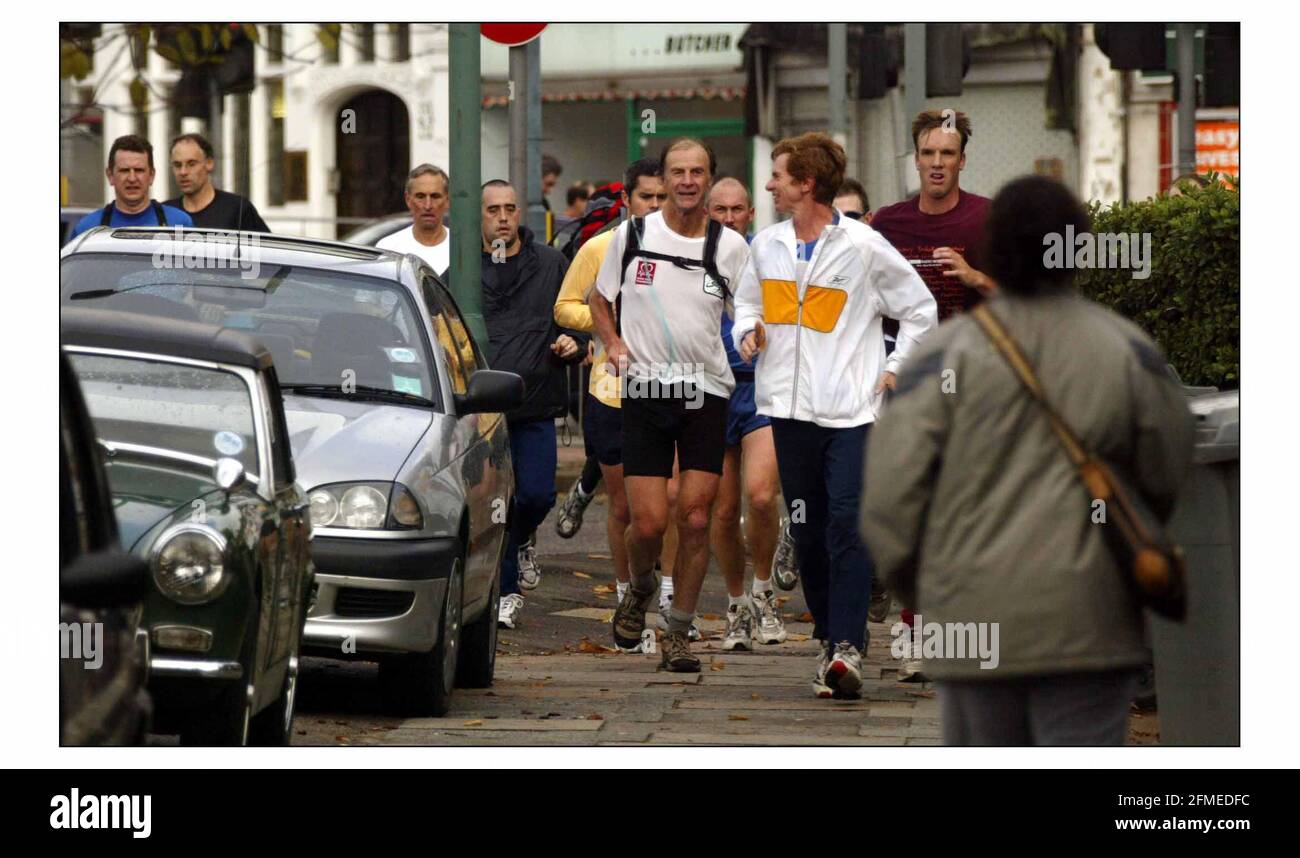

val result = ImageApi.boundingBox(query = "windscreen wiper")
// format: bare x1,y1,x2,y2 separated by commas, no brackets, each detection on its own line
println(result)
280,383,434,408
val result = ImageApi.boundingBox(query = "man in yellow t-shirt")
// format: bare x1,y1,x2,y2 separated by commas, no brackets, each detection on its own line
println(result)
552,158,665,642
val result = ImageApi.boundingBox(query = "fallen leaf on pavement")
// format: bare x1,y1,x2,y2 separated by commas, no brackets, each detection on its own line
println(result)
776,596,791,606
586,713,604,720
797,611,814,622
701,613,722,621
593,585,615,595
711,661,726,671
578,639,617,654
750,693,762,700
463,720,483,727
787,633,811,642
728,714,749,721
588,553,612,560
573,571,592,579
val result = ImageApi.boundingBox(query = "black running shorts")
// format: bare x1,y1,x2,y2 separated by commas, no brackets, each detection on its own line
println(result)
621,388,728,478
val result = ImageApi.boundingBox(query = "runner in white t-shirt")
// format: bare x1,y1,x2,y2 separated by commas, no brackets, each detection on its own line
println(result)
590,138,750,672
378,164,451,277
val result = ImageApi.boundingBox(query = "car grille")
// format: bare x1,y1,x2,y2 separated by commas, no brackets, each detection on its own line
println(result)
334,588,415,619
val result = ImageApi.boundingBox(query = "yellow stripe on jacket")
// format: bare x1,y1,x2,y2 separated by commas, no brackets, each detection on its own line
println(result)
760,278,848,334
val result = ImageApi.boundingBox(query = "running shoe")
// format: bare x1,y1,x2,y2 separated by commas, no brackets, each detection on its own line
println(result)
555,478,596,539
772,521,799,591
517,536,542,590
612,577,658,650
824,641,863,699
722,602,755,652
497,593,524,629
752,590,788,645
659,629,701,672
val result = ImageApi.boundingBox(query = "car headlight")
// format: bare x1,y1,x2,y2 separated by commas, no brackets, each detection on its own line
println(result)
151,524,228,605
308,482,424,531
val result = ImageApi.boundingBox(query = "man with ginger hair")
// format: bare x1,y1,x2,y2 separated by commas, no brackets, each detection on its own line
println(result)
733,132,936,699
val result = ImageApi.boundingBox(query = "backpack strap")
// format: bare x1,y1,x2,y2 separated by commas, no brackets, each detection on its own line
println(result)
99,202,169,227
701,217,731,301
615,216,645,337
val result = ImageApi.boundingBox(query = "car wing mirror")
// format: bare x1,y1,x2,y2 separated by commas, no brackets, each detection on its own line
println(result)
454,370,524,416
60,548,149,608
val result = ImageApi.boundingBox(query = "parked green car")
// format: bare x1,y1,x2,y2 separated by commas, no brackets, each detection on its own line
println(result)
61,307,313,745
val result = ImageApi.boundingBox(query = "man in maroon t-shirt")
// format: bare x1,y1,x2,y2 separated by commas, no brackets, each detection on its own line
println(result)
872,109,996,327
868,109,996,681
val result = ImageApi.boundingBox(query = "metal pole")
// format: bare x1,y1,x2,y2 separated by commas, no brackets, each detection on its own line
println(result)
1176,23,1198,178
60,76,73,205
449,24,488,348
525,38,546,240
901,23,927,199
828,23,847,148
208,75,224,188
508,45,526,193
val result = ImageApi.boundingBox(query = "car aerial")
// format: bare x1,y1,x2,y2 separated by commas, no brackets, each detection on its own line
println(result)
61,226,523,716
59,350,152,746
61,306,313,745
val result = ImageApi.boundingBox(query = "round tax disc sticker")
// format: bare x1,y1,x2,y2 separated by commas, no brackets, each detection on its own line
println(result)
214,431,245,456
387,347,417,364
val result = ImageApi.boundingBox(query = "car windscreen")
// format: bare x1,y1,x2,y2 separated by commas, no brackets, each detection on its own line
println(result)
68,353,259,478
61,254,436,402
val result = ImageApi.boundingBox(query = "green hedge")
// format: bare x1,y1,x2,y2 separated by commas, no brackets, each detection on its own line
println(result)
1075,176,1239,388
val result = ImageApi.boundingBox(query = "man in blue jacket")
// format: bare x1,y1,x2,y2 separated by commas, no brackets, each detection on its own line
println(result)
480,180,587,630
70,136,192,239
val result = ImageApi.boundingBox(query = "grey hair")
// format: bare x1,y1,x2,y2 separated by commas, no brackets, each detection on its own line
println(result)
406,163,449,195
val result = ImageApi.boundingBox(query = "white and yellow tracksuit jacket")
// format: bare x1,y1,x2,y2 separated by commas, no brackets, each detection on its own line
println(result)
732,214,938,428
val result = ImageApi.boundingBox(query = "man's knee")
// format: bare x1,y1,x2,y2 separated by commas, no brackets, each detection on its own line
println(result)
675,501,712,536
746,484,778,519
630,509,668,542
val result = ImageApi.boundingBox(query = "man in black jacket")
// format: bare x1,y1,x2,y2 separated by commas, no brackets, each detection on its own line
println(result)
481,180,586,629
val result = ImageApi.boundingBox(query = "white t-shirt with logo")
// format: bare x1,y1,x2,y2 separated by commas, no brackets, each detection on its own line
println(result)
595,211,749,400
378,225,451,275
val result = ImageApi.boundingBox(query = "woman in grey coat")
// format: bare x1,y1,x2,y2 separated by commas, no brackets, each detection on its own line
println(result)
860,176,1195,745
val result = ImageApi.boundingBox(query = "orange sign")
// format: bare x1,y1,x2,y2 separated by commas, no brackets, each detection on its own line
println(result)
1196,120,1239,178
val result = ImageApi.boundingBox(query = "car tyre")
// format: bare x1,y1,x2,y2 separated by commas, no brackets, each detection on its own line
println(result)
247,649,299,746
457,557,499,689
380,560,463,716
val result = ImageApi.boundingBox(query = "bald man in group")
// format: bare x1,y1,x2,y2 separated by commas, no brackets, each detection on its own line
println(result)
705,177,797,652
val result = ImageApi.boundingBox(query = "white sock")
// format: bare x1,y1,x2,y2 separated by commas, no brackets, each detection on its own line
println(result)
729,593,754,614
616,581,629,601
752,578,774,597
661,576,674,598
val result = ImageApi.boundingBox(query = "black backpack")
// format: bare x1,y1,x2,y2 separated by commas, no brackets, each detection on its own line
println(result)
615,215,731,334
100,201,168,227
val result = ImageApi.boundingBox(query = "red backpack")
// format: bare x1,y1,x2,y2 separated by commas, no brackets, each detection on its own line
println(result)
556,182,625,261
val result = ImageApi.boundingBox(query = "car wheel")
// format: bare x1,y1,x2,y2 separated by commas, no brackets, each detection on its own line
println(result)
379,559,463,716
247,650,299,746
457,559,499,689
179,683,251,746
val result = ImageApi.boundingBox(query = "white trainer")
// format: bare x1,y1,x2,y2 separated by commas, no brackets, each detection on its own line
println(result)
752,589,788,645
497,593,524,629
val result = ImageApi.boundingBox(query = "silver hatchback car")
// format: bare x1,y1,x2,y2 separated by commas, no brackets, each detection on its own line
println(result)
61,227,523,716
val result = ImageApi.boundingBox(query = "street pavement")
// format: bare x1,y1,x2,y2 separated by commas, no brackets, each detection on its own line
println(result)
290,452,1161,746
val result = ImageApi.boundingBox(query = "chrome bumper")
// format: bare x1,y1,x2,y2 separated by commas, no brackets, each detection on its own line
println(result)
150,657,243,680
303,573,447,656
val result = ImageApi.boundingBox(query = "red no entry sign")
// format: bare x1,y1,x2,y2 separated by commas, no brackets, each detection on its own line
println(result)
480,24,547,46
